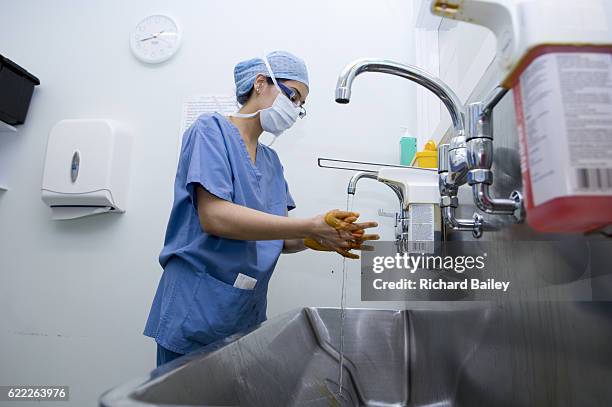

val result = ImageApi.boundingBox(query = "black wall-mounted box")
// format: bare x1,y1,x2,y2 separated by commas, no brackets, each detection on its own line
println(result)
0,54,40,125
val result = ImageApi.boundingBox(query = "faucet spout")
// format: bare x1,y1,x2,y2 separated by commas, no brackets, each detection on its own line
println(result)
348,171,405,209
347,171,379,195
347,171,408,244
335,58,466,139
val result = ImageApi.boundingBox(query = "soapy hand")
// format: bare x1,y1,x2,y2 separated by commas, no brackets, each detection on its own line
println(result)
305,210,379,259
303,237,376,259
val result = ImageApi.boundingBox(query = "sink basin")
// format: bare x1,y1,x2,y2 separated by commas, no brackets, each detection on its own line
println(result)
100,304,612,407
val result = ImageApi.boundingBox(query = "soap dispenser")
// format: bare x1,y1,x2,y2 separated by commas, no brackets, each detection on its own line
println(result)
415,140,438,169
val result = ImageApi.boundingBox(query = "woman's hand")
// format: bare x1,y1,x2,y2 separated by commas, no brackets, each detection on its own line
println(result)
306,210,379,259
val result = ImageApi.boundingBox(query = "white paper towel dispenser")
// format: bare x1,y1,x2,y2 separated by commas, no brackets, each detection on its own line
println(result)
41,119,132,220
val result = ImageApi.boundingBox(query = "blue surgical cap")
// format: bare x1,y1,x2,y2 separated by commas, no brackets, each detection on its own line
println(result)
234,51,309,105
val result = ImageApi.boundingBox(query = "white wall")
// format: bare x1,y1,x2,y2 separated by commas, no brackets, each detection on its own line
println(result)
434,17,496,137
0,1,418,405
412,0,496,142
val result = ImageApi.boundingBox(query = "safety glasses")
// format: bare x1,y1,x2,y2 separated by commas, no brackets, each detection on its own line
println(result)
276,81,307,119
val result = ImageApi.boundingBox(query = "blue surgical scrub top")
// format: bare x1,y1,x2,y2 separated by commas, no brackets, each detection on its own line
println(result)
143,112,295,354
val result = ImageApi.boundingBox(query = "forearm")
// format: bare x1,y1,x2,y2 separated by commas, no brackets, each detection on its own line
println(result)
282,239,307,254
198,187,313,240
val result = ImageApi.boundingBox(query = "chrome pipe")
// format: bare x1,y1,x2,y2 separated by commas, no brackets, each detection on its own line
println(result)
466,99,523,220
443,206,481,230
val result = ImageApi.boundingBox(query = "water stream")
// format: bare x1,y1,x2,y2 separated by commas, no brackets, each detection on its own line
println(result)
337,193,355,397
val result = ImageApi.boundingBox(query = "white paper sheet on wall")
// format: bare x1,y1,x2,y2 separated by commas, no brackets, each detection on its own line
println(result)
178,94,237,158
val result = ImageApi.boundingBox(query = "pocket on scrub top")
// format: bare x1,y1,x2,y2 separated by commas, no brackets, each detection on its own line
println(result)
181,271,256,345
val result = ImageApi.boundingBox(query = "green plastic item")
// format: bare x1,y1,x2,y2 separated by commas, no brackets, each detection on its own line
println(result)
400,136,417,166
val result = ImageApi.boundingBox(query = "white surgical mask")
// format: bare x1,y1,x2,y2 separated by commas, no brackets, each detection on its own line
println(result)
230,54,301,145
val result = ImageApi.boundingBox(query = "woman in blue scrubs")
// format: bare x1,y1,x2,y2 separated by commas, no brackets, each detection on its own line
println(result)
144,51,378,366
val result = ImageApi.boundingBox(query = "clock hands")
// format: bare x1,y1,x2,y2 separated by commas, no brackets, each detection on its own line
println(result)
140,30,166,42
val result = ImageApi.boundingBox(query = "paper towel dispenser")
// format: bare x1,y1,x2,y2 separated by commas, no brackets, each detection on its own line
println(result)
41,119,132,220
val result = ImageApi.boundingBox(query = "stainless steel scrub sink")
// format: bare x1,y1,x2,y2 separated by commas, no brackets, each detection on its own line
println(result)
100,304,612,407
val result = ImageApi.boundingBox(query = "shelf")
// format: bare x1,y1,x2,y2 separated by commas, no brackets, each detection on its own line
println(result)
0,121,16,133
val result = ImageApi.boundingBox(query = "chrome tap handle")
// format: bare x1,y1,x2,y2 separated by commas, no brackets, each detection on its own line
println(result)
438,144,450,174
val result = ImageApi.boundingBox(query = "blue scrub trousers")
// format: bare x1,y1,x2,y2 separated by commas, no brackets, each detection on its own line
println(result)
156,344,184,367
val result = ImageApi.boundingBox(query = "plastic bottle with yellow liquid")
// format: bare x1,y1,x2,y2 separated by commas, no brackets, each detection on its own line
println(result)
414,140,438,168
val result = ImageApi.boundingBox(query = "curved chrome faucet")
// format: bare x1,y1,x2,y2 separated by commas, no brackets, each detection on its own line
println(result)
335,59,465,140
335,58,523,238
348,171,404,209
347,171,378,195
348,171,407,244
335,59,471,199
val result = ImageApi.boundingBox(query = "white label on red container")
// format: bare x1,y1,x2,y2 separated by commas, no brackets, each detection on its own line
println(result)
517,52,612,206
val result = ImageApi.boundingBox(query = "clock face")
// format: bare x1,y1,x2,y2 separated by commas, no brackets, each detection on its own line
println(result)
130,14,181,64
